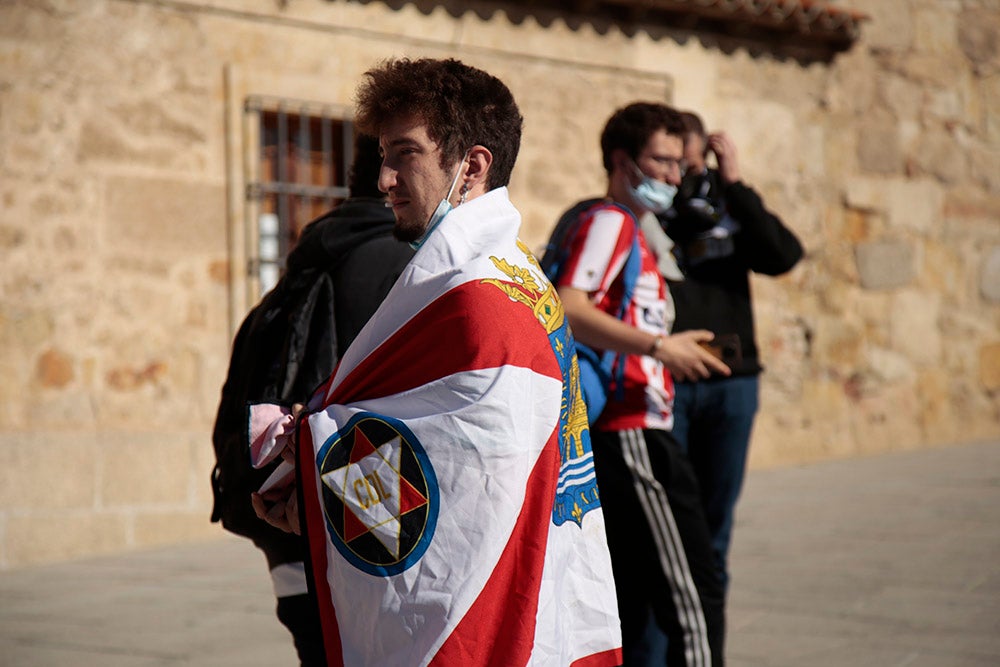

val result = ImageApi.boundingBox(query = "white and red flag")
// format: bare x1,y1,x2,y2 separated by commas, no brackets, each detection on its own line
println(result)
252,188,621,666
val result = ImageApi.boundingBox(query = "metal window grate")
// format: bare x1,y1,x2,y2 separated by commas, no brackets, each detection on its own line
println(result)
243,95,354,297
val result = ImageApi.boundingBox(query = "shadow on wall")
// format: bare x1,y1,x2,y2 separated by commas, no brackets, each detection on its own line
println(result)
337,0,867,64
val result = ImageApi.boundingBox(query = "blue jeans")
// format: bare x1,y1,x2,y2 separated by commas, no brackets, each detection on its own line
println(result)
632,377,756,665
671,375,759,589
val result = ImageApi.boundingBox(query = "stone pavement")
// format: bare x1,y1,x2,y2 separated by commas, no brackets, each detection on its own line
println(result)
1,439,997,666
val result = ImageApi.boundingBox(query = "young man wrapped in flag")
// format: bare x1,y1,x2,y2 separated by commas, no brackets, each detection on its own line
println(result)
247,58,622,667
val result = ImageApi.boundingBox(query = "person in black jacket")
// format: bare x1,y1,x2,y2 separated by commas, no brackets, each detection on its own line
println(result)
210,133,414,665
659,111,803,592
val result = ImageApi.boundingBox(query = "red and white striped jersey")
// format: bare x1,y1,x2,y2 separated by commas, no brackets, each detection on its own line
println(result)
556,202,675,432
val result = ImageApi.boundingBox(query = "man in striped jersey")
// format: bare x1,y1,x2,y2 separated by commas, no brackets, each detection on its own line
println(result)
554,102,730,666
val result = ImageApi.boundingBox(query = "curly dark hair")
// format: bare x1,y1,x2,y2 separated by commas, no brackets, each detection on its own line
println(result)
348,133,383,199
678,110,706,139
354,58,523,189
600,102,686,175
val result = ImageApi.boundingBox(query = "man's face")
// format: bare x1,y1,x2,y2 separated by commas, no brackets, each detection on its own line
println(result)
634,129,685,187
378,116,460,243
683,131,707,174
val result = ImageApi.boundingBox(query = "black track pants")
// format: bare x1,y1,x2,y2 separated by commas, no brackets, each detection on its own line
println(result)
591,428,725,667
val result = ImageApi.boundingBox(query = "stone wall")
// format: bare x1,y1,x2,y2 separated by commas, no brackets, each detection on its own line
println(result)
0,0,997,568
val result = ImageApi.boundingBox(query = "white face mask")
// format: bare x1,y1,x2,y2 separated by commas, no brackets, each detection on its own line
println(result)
409,151,470,251
628,160,677,214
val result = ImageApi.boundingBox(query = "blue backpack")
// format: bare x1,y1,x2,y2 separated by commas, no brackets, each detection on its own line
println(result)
540,199,642,423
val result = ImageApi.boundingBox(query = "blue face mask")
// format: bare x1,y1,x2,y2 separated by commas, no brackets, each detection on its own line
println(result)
628,160,677,214
409,151,469,251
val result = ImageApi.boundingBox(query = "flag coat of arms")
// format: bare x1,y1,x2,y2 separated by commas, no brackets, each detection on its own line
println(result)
252,188,621,666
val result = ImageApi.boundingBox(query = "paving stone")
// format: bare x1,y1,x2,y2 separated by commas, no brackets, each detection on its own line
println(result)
1,442,997,666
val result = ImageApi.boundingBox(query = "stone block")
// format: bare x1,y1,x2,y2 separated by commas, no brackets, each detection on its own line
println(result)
99,431,193,507
745,413,789,469
812,313,865,368
755,309,810,401
911,127,967,184
823,112,859,176
109,99,205,145
879,73,923,122
800,377,853,449
857,121,902,175
105,360,168,392
0,432,98,510
967,140,1000,193
0,223,26,250
104,175,226,256
844,177,886,211
922,240,967,304
981,246,1000,303
958,8,1000,66
842,208,870,244
5,513,129,568
867,347,917,384
105,272,180,324
946,374,1000,443
899,53,967,88
827,49,877,115
0,306,54,349
926,83,966,124
133,511,217,549
984,74,1000,145
886,179,945,235
890,289,943,366
208,259,229,285
980,342,1000,391
855,240,919,290
898,118,921,156
943,186,1000,224
914,7,959,57
851,382,925,455
35,348,74,388
733,102,799,179
862,2,913,52
29,191,72,219
917,368,960,445
77,121,178,168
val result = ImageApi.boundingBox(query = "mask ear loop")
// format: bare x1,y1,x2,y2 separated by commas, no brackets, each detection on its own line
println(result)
629,157,647,183
452,149,472,206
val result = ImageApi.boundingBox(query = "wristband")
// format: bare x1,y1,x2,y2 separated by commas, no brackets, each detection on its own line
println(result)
647,335,664,356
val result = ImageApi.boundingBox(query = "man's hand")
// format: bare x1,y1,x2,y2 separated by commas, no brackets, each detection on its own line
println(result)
707,132,741,184
252,402,307,534
654,329,731,382
278,403,306,464
251,486,301,535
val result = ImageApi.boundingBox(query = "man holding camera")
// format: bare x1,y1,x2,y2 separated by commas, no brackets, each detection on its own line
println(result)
659,111,804,593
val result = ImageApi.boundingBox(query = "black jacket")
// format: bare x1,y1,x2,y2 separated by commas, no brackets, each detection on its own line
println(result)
289,197,415,353
661,169,803,377
210,198,413,566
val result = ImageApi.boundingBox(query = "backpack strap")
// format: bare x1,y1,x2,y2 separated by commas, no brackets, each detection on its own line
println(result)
540,197,603,284
600,209,642,402
549,200,643,407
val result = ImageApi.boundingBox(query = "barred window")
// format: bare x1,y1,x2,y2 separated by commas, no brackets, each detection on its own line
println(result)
244,96,354,296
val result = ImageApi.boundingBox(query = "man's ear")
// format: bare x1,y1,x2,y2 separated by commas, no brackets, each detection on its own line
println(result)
464,145,493,193
611,148,633,174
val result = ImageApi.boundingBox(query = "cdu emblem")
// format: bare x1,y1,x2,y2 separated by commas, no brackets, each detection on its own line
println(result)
317,412,439,577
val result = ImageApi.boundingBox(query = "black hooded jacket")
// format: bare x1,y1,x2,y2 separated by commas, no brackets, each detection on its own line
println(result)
210,197,414,564
661,169,803,377
288,197,415,353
